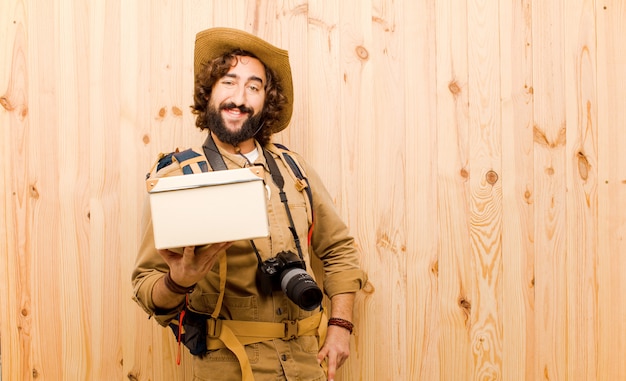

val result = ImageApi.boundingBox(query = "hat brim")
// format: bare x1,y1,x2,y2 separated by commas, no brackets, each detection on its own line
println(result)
194,27,293,133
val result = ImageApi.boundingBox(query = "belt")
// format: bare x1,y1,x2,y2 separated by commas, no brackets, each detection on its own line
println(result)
206,310,325,348
205,310,328,381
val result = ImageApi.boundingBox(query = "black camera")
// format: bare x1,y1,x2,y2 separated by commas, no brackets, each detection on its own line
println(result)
257,251,323,311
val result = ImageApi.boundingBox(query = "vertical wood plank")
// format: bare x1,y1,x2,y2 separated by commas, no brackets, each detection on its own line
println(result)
28,0,64,379
435,0,473,379
596,1,626,380
56,0,92,377
564,0,599,379
360,0,408,379
532,0,568,379
87,0,124,379
119,0,146,377
402,0,440,380
498,0,535,380
0,0,31,380
467,0,504,379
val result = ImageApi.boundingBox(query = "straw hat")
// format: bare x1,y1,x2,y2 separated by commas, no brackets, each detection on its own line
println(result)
194,27,293,132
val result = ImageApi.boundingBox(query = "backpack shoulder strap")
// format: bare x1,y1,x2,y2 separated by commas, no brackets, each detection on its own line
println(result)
146,147,208,180
173,148,209,174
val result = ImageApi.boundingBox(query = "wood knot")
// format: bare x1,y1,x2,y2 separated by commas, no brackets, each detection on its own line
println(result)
485,170,498,185
577,151,590,181
448,80,461,96
0,96,14,111
431,260,439,276
459,297,471,312
29,184,40,199
534,124,566,148
355,45,369,61
157,107,167,119
459,297,472,325
172,106,183,116
524,189,532,204
460,168,469,179
142,134,150,144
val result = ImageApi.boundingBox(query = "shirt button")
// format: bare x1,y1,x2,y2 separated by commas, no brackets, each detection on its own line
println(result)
276,307,283,315
281,354,287,361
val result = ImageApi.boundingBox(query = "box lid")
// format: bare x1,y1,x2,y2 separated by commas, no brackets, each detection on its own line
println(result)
146,166,265,193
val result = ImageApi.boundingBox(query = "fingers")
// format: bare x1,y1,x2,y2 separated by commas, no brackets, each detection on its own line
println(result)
157,248,180,263
327,355,338,381
318,347,348,381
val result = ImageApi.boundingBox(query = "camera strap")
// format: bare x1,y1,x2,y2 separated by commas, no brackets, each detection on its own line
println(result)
201,134,228,171
263,149,306,262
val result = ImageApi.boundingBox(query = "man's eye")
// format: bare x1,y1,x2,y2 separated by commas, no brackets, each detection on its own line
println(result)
222,80,235,86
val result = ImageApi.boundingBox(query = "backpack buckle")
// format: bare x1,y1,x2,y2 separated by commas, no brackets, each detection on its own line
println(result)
282,320,298,340
207,318,222,338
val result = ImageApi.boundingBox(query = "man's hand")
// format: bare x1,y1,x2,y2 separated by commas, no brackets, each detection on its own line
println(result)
152,242,231,309
317,292,356,381
159,242,231,287
317,325,351,381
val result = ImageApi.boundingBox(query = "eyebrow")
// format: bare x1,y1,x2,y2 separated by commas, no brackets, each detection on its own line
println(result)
224,73,265,85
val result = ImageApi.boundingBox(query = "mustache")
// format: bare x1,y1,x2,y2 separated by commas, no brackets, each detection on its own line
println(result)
220,102,253,114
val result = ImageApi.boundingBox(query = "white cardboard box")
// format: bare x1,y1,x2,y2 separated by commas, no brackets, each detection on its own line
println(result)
146,167,269,249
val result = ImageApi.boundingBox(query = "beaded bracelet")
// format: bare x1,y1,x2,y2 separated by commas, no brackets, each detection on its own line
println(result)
163,272,196,294
328,317,354,334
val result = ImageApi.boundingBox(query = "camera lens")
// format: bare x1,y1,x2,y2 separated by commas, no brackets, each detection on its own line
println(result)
280,268,323,311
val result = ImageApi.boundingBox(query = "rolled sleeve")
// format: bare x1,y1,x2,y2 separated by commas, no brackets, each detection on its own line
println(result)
324,269,367,298
132,270,185,326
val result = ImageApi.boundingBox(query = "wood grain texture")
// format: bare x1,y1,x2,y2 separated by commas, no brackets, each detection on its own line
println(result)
1,0,626,380
403,1,439,380
596,1,626,380
0,0,31,379
467,0,504,380
564,1,599,380
532,1,569,380
435,0,474,379
499,0,535,380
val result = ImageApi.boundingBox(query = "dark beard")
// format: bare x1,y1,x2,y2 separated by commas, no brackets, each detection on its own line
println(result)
206,103,265,147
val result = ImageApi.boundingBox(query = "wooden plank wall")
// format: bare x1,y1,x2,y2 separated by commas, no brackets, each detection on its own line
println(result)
1,0,624,380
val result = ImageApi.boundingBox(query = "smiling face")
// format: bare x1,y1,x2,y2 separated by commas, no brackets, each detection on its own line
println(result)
206,55,267,148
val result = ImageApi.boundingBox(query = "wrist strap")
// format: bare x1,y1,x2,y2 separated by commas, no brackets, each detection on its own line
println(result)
163,272,196,294
328,317,354,334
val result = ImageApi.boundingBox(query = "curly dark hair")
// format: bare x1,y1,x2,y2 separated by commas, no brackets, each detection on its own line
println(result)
191,49,287,146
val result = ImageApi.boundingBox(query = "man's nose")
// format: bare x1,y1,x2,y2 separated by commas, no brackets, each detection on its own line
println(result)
229,84,247,106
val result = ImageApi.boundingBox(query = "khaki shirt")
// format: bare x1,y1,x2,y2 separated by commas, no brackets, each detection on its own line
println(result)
132,141,366,381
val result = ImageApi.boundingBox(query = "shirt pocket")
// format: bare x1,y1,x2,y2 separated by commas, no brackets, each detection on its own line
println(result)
191,292,259,321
